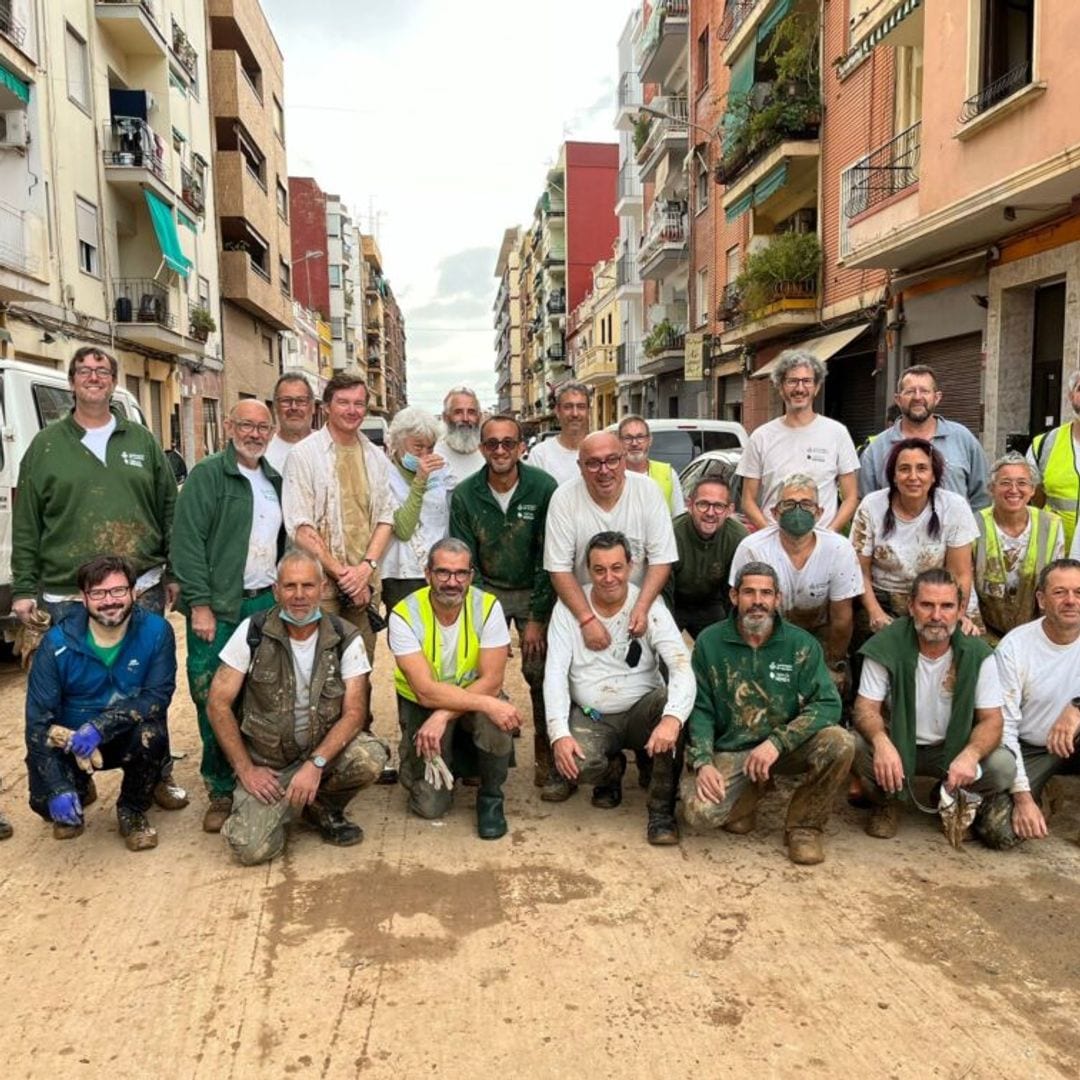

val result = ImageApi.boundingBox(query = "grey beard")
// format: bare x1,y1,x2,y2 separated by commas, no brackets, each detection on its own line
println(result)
738,612,775,636
444,423,481,455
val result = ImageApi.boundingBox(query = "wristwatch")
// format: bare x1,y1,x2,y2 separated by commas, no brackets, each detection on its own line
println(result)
310,754,327,769
1070,697,1080,710
362,557,378,570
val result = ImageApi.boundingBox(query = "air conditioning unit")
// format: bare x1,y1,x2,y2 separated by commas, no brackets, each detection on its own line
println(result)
0,110,28,149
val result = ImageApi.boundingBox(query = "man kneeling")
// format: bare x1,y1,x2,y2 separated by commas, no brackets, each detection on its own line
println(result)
681,561,852,865
389,538,520,840
207,550,388,865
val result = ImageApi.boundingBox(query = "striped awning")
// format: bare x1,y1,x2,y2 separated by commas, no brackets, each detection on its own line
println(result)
0,62,29,107
725,161,788,221
839,0,922,79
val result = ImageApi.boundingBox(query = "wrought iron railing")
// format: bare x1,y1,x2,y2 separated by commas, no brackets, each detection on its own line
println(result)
843,121,921,219
102,118,168,183
546,291,565,315
638,95,688,161
618,162,641,200
180,164,205,213
113,278,174,329
718,0,765,42
170,18,198,79
640,203,687,262
0,2,27,46
958,62,1031,124
618,72,641,110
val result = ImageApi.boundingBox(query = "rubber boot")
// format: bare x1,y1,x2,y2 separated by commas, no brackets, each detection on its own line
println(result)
645,748,680,845
476,750,509,840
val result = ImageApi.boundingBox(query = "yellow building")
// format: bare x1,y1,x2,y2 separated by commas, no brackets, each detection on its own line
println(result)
572,257,620,428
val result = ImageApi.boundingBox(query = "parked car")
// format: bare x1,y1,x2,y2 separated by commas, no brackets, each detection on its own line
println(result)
679,449,752,528
606,418,748,473
0,360,147,623
360,415,389,449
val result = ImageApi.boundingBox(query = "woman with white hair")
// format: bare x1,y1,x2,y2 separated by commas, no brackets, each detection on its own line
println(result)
382,407,452,613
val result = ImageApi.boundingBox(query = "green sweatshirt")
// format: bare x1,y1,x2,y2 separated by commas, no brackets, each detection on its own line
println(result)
13,411,176,599
666,512,748,621
687,612,841,768
449,461,558,622
171,441,284,621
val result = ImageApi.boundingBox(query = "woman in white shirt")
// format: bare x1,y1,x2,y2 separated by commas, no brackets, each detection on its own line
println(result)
382,408,452,614
851,437,980,636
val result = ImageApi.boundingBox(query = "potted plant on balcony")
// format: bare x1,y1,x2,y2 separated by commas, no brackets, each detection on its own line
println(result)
633,115,652,155
734,232,821,319
189,306,217,343
644,318,683,358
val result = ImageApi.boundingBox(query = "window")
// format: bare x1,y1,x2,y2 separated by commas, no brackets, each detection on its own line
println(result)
980,0,1034,93
65,24,90,111
75,196,99,277
696,162,710,213
696,27,710,93
272,95,285,144
327,214,341,238
894,46,924,134
33,384,75,428
279,258,291,296
330,317,344,340
262,334,275,365
276,180,288,222
328,264,342,288
725,244,741,283
203,398,221,456
696,267,709,327
198,275,210,311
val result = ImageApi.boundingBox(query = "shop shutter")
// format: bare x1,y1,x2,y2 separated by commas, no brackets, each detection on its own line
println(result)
910,333,984,437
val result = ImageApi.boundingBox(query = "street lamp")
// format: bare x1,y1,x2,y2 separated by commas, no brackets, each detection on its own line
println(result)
291,248,324,310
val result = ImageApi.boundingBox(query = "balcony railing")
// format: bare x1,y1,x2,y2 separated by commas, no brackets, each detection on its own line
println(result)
958,62,1031,124
171,19,198,79
0,2,28,46
616,341,642,376
843,121,921,219
96,0,158,23
640,205,687,260
180,164,205,214
113,278,174,329
0,200,39,274
718,0,765,42
547,340,565,362
716,283,741,323
618,161,641,201
638,95,688,162
546,290,565,315
102,118,168,183
618,72,641,110
728,278,817,326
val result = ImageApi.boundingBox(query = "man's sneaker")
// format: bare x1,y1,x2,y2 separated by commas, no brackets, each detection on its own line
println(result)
540,772,577,803
117,806,158,852
302,802,364,846
52,821,84,840
591,755,627,810
866,801,900,839
202,795,233,834
153,777,189,810
646,810,680,846
786,827,825,865
0,810,12,840
375,766,399,786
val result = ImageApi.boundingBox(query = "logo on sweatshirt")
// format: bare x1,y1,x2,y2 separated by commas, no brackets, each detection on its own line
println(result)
120,451,146,469
768,660,793,684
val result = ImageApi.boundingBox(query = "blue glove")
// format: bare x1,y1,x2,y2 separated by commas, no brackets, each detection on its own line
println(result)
69,723,102,758
48,791,83,826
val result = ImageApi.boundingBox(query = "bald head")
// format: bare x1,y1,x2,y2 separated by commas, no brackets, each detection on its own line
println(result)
227,399,274,467
578,430,625,504
579,430,621,462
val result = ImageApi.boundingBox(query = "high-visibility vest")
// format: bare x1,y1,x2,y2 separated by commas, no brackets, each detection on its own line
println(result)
1032,423,1080,549
974,506,1062,636
392,585,498,703
647,459,675,510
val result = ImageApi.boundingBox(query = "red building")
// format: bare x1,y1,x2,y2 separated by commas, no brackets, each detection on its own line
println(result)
563,141,620,316
287,176,330,317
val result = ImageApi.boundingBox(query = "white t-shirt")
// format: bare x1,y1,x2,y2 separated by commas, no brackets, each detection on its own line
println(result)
544,473,678,586
996,617,1080,792
219,617,371,751
859,651,1002,746
81,415,116,465
388,597,510,681
735,414,859,527
433,441,484,492
728,526,863,628
527,436,582,486
237,463,282,589
850,488,980,597
264,434,299,475
489,481,517,514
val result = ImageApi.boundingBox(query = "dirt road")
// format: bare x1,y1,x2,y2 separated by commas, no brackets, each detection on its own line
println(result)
1,617,1077,1079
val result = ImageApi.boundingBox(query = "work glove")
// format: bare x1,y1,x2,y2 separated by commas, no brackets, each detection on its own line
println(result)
48,791,83,826
13,608,51,670
46,725,104,773
70,723,103,759
423,755,455,791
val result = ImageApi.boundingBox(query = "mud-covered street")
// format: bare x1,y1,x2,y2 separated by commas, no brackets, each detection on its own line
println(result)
1,615,1077,1079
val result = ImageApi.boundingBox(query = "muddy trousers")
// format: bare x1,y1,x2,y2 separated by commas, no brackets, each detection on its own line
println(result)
323,591,381,732
28,716,170,820
568,687,682,813
185,590,276,798
681,727,855,832
396,696,513,820
221,733,389,866
490,586,548,782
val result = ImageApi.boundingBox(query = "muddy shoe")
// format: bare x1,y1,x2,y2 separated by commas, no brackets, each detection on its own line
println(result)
375,766,399,786
786,828,825,865
303,802,363,846
0,810,12,840
53,821,84,840
117,806,158,852
866,801,900,839
591,755,627,810
635,749,653,791
540,772,577,803
202,795,233,834
722,785,761,835
646,810,680,846
153,777,190,810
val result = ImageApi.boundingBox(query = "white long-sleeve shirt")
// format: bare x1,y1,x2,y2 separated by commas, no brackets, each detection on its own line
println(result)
543,583,695,743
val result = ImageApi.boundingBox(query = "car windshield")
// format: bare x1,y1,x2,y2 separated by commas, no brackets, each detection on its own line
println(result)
648,429,741,471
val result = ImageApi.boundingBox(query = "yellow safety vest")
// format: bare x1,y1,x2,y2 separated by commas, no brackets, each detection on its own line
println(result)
647,459,675,511
392,586,498,703
1032,423,1080,550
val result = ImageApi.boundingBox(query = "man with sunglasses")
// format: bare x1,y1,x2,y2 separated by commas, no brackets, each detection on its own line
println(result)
265,373,315,474
545,531,693,844
25,556,176,851
12,345,184,810
389,538,519,839
173,400,284,833
449,415,559,792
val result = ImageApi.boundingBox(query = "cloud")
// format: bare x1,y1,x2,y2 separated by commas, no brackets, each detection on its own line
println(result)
435,246,499,298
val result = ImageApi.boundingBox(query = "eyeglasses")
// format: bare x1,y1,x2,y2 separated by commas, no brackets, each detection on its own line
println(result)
994,479,1033,491
73,365,113,381
583,455,623,473
777,499,817,513
233,420,273,435
619,433,649,444
85,585,131,600
693,499,730,514
482,437,519,452
431,567,472,583
782,377,815,388
276,396,312,408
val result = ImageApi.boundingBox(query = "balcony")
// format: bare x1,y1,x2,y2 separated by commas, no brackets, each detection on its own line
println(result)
721,136,819,222
220,248,290,330
0,3,27,50
616,252,642,295
615,71,642,132
616,161,643,217
546,290,566,316
720,278,818,346
170,18,198,82
718,0,765,44
958,62,1032,126
179,163,206,215
577,344,617,386
637,96,688,189
638,203,688,280
616,341,643,382
101,118,174,205
95,1,167,56
641,319,686,377
637,0,689,86
112,278,203,356
846,0,925,61
540,191,564,217
0,200,47,302
215,150,272,241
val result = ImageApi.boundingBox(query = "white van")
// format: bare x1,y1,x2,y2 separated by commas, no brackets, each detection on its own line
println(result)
0,359,147,621
607,418,747,473
360,415,389,450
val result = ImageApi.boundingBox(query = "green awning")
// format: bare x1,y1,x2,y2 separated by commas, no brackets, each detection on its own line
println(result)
0,63,29,106
754,161,789,204
758,0,792,42
177,209,197,233
725,189,755,222
723,40,758,152
143,189,191,277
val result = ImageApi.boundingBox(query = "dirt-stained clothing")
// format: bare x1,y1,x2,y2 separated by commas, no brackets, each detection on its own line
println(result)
666,513,748,638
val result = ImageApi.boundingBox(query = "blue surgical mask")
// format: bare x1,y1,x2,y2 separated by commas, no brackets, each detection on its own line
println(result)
280,606,323,627
401,451,420,472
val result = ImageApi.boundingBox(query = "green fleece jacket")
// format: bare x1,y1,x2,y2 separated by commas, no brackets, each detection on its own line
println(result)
666,512,748,622
449,461,558,622
687,612,842,768
13,411,176,598
171,442,284,622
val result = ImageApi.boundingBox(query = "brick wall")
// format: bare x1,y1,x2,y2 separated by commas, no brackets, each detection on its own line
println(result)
288,177,329,316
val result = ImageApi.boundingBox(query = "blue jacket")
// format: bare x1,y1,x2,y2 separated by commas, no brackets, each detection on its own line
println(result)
25,605,176,802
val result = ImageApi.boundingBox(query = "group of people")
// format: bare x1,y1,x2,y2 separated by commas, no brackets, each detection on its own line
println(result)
2,346,1079,867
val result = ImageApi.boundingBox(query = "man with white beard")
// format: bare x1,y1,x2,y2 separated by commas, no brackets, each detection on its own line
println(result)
434,386,485,491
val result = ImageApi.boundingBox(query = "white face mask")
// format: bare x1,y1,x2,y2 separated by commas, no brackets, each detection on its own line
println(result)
279,606,323,627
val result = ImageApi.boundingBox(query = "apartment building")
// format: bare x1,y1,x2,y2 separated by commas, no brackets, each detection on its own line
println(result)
0,0,223,457
280,298,326,402
570,257,620,427
382,282,406,416
357,232,406,416
207,0,291,410
493,226,523,415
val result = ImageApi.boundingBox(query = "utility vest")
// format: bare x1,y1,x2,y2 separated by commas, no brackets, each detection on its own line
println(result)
974,506,1062,638
392,586,498,703
1032,424,1080,549
647,459,675,511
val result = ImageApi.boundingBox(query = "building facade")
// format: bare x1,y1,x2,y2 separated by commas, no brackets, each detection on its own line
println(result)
572,256,620,428
493,226,523,415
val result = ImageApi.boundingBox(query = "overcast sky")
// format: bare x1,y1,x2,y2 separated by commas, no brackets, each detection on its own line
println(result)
262,0,635,414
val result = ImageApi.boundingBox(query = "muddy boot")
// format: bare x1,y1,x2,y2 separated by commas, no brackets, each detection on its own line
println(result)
866,800,900,839
302,799,363,846
203,794,233,834
591,753,627,809
635,749,653,790
117,805,158,852
723,785,762,835
0,809,11,840
645,745,679,844
375,766,399,786
153,762,189,810
53,821,84,840
786,827,825,865
476,750,509,841
533,726,553,788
